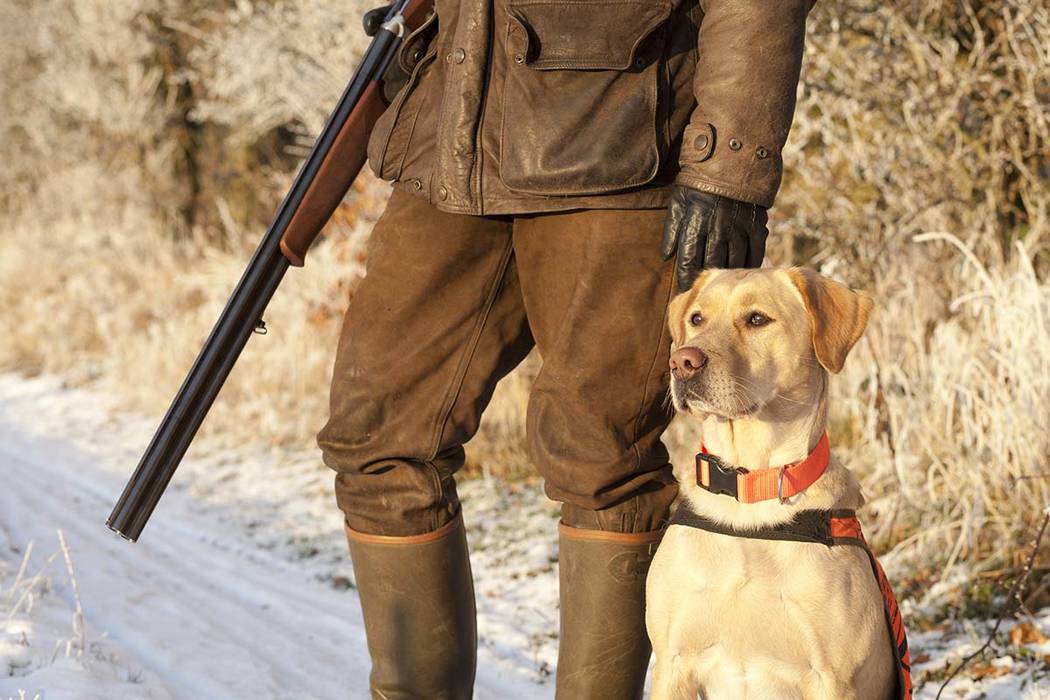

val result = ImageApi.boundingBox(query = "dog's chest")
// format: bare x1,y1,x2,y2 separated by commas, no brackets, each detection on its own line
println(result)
647,524,886,668
655,526,819,606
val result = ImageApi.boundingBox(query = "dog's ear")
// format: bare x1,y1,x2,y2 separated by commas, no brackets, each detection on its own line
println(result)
667,271,712,346
788,268,874,373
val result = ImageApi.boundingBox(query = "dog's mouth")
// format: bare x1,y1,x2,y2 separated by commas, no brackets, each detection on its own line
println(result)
671,377,762,419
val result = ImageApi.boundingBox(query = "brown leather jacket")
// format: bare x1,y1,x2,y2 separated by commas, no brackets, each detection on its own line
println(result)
366,0,813,215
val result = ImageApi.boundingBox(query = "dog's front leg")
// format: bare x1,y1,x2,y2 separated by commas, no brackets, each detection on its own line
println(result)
650,654,701,700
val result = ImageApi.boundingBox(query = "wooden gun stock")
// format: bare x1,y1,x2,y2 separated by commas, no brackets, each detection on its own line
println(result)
279,81,386,266
280,0,434,267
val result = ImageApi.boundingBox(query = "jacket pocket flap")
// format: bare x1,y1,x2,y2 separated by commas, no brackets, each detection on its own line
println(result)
508,0,672,71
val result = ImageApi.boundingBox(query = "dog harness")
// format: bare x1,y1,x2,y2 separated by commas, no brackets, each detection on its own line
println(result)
695,432,831,503
670,501,914,699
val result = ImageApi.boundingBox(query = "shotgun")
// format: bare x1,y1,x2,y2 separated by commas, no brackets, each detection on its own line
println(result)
107,0,433,542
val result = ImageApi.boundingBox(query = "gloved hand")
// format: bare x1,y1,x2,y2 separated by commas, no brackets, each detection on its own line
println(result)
660,185,769,293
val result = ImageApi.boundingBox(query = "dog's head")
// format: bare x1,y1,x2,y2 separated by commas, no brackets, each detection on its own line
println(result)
667,268,873,418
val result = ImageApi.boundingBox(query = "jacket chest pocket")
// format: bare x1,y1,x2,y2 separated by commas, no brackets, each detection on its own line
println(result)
499,0,672,196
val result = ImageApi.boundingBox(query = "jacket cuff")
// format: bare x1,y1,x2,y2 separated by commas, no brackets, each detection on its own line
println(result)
673,174,772,209
676,121,780,209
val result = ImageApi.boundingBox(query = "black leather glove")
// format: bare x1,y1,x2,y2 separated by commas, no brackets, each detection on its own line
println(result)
660,185,769,293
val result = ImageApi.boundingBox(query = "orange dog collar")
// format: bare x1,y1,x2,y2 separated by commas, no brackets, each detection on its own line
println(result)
695,432,831,503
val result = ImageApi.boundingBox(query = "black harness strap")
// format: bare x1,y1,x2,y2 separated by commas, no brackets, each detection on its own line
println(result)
669,502,857,547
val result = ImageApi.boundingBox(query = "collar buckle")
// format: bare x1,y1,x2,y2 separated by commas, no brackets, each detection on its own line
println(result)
696,453,748,500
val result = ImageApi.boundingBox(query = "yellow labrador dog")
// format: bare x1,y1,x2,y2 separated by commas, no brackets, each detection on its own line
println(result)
646,268,906,700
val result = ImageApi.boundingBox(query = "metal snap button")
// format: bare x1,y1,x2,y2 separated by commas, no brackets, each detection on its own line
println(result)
438,185,448,200
453,48,466,63
412,48,423,62
694,134,710,151
728,138,742,151
412,179,423,191
513,53,525,65
756,146,769,159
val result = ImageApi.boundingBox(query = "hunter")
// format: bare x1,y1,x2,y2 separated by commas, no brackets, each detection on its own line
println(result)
316,0,814,697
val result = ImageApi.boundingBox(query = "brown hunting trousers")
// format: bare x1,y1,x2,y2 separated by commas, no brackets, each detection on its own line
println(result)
317,190,679,536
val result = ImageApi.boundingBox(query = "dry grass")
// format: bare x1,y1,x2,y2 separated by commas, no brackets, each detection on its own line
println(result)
781,0,1050,578
1,0,1048,588
0,177,380,448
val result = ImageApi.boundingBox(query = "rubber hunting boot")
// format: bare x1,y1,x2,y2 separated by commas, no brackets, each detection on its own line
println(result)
346,513,476,700
555,523,663,700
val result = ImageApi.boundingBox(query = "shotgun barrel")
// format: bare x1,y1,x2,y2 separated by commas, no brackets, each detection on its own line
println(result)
107,0,432,542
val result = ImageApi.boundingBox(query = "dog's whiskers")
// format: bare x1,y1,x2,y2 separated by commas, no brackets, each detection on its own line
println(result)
662,385,677,416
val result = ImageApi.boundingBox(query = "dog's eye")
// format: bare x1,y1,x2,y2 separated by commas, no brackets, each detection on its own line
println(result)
689,312,703,326
747,312,772,327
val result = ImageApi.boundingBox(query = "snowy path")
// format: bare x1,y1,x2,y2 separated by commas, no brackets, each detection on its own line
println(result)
1,436,369,698
0,376,548,699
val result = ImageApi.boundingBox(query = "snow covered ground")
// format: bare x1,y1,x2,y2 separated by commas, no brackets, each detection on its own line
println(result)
1,373,1048,699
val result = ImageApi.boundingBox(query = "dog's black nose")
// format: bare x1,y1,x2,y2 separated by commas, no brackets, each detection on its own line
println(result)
670,347,708,380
